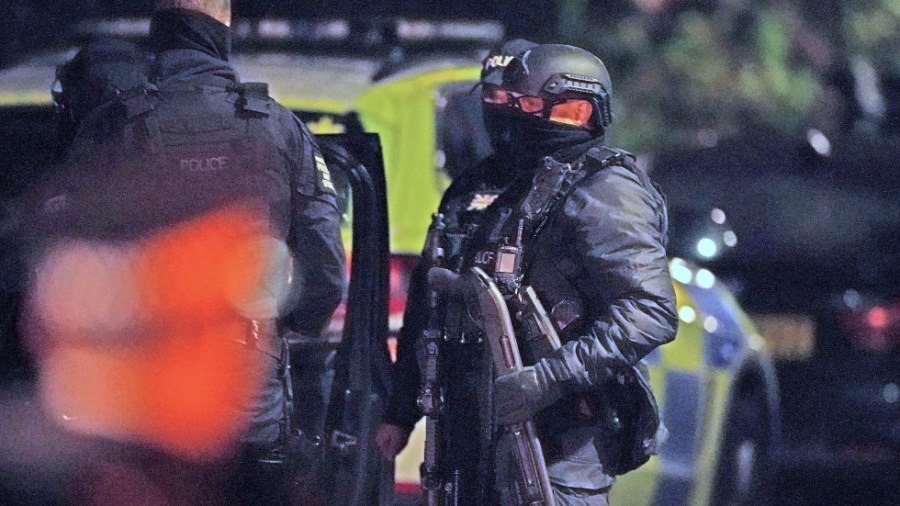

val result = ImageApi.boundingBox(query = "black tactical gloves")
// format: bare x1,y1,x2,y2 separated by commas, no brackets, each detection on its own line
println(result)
493,363,563,425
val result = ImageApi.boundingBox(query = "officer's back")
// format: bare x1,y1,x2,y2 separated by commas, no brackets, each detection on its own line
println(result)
19,2,346,505
64,10,297,241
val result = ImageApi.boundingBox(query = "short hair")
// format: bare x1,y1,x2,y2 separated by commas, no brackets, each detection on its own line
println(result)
154,0,230,25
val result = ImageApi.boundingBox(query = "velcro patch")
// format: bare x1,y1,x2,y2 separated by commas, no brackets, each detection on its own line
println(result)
315,155,335,193
467,192,499,211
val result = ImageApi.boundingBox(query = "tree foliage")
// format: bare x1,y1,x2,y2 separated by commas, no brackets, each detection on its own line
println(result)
554,0,899,151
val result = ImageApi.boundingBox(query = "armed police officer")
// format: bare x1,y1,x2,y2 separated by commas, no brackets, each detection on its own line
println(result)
375,40,677,505
20,1,345,504
144,4,346,348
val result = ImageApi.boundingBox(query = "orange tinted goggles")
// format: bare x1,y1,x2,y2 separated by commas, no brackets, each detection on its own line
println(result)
481,85,594,128
481,85,547,113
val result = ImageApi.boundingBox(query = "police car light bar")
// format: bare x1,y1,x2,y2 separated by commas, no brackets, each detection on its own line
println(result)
395,19,504,43
233,19,352,42
75,17,504,46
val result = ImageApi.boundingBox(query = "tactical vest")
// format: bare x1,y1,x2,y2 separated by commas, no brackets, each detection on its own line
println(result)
439,148,635,350
58,80,292,242
432,147,665,480
38,77,297,449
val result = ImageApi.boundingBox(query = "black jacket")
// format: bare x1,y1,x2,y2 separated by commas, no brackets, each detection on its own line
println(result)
63,10,346,343
386,148,677,489
34,10,346,447
148,11,346,446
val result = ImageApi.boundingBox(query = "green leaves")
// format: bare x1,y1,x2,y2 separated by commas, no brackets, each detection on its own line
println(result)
569,3,890,151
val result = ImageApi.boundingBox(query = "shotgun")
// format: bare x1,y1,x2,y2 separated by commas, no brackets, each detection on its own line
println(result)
460,266,556,506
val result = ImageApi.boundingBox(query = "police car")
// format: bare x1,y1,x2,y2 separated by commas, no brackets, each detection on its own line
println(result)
0,18,780,506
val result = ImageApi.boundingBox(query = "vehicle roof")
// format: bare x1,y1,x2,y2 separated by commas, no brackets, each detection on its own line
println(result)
0,49,379,112
0,15,501,109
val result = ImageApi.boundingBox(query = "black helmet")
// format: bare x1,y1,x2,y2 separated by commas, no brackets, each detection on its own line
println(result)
480,42,613,130
53,39,151,128
480,38,539,80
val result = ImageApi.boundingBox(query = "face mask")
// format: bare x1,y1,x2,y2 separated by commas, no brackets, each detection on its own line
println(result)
482,106,597,169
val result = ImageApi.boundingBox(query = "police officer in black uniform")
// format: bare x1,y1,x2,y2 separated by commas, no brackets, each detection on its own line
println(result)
24,1,345,504
376,40,677,505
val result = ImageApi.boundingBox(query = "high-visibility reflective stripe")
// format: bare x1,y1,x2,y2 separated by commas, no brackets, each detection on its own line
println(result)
609,458,658,506
659,370,703,468
646,370,704,505
688,370,732,506
663,283,704,372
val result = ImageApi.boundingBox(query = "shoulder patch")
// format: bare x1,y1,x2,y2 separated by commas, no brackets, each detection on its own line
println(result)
314,154,336,194
467,192,499,211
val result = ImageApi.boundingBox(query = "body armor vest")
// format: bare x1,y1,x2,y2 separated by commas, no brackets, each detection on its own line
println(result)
35,77,298,449
440,148,634,351
426,148,638,501
73,80,293,242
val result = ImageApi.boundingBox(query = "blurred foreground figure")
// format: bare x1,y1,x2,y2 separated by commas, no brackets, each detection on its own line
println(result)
16,0,345,504
376,40,677,505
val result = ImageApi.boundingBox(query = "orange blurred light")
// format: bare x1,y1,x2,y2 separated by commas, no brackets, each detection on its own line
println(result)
27,205,283,460
387,336,398,363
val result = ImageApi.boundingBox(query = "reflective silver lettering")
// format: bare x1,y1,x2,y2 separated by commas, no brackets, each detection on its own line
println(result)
179,156,230,172
474,250,495,265
484,55,514,70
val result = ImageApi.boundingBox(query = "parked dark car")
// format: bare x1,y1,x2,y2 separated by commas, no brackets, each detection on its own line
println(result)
652,127,900,505
772,293,899,506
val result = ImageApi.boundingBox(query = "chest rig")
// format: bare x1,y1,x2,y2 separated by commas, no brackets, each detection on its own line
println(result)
435,147,635,350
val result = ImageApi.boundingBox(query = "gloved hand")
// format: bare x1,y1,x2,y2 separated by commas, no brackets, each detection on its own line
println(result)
493,363,563,425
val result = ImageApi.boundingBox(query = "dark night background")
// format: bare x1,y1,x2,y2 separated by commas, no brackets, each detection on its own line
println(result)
0,1,898,505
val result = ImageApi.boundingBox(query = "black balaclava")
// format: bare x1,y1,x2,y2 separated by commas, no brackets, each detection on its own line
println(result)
483,105,605,169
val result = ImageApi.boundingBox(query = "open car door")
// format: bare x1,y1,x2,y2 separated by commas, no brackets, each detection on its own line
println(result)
296,130,392,506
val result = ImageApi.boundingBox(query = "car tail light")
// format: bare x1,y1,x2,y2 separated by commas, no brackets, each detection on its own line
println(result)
389,254,418,321
389,254,417,315
394,481,423,499
839,442,897,463
327,253,418,357
840,301,900,353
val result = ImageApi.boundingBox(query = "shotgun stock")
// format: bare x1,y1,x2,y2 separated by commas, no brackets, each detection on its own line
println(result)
464,267,556,506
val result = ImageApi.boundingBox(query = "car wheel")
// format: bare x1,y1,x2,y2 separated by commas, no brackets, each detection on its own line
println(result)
712,383,774,506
